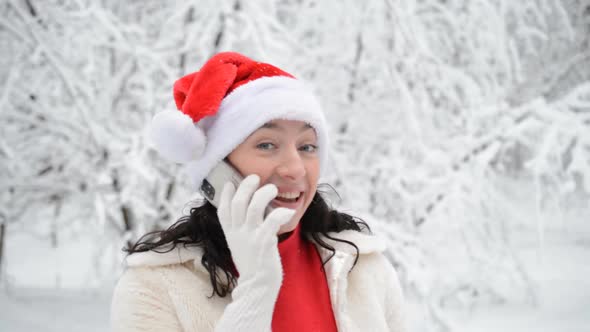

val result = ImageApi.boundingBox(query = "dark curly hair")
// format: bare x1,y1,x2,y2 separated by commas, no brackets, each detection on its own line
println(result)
125,185,370,297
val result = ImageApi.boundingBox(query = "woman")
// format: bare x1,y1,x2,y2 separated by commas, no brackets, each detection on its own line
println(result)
111,52,406,331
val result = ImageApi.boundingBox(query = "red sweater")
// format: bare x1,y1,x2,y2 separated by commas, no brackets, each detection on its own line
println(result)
272,224,339,331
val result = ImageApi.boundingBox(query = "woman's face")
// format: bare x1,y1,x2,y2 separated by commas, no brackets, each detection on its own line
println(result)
227,119,320,234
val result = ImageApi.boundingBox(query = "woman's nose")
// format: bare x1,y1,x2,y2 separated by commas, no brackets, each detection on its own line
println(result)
276,148,306,180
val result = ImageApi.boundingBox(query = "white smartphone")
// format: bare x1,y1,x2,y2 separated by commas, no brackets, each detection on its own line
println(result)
200,160,243,208
200,160,275,216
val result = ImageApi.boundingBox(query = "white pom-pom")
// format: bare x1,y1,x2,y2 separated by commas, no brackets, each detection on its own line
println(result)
149,110,206,163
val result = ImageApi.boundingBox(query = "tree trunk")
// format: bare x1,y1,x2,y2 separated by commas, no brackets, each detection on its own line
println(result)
0,222,5,273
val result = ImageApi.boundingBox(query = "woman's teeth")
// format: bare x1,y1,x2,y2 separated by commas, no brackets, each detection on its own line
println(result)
276,192,301,202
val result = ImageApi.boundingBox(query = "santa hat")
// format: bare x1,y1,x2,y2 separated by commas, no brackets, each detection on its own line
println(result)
150,52,329,189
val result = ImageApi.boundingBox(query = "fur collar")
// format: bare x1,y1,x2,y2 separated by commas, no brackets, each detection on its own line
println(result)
125,229,386,268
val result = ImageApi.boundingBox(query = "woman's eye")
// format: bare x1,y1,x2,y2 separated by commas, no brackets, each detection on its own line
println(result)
256,142,276,150
300,144,318,153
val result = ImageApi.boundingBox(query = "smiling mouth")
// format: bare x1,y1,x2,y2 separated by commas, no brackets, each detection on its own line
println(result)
274,192,303,203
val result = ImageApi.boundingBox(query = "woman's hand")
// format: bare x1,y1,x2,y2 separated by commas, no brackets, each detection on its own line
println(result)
218,174,295,286
215,174,295,332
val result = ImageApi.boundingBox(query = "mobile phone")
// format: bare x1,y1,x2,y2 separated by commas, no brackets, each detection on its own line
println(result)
200,161,275,216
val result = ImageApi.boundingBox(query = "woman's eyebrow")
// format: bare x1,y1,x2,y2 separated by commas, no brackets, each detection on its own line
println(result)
261,122,314,132
261,122,280,130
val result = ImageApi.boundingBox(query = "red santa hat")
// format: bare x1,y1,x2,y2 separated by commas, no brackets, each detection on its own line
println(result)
150,52,329,189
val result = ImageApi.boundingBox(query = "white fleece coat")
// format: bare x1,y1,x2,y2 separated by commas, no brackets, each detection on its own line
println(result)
111,230,406,332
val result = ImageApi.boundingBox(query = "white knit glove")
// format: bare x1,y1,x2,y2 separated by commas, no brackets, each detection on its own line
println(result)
214,174,295,332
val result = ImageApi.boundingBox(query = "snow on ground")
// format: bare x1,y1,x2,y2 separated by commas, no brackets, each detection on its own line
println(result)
449,241,590,332
1,178,588,331
445,181,590,332
0,288,111,332
2,230,589,331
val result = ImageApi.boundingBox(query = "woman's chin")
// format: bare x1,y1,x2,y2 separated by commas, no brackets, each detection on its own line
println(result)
277,217,299,235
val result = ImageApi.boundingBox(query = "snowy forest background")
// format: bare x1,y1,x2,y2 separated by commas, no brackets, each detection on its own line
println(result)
1,0,589,331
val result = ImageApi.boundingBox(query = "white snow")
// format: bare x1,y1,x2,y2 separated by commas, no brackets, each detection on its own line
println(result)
2,181,589,331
